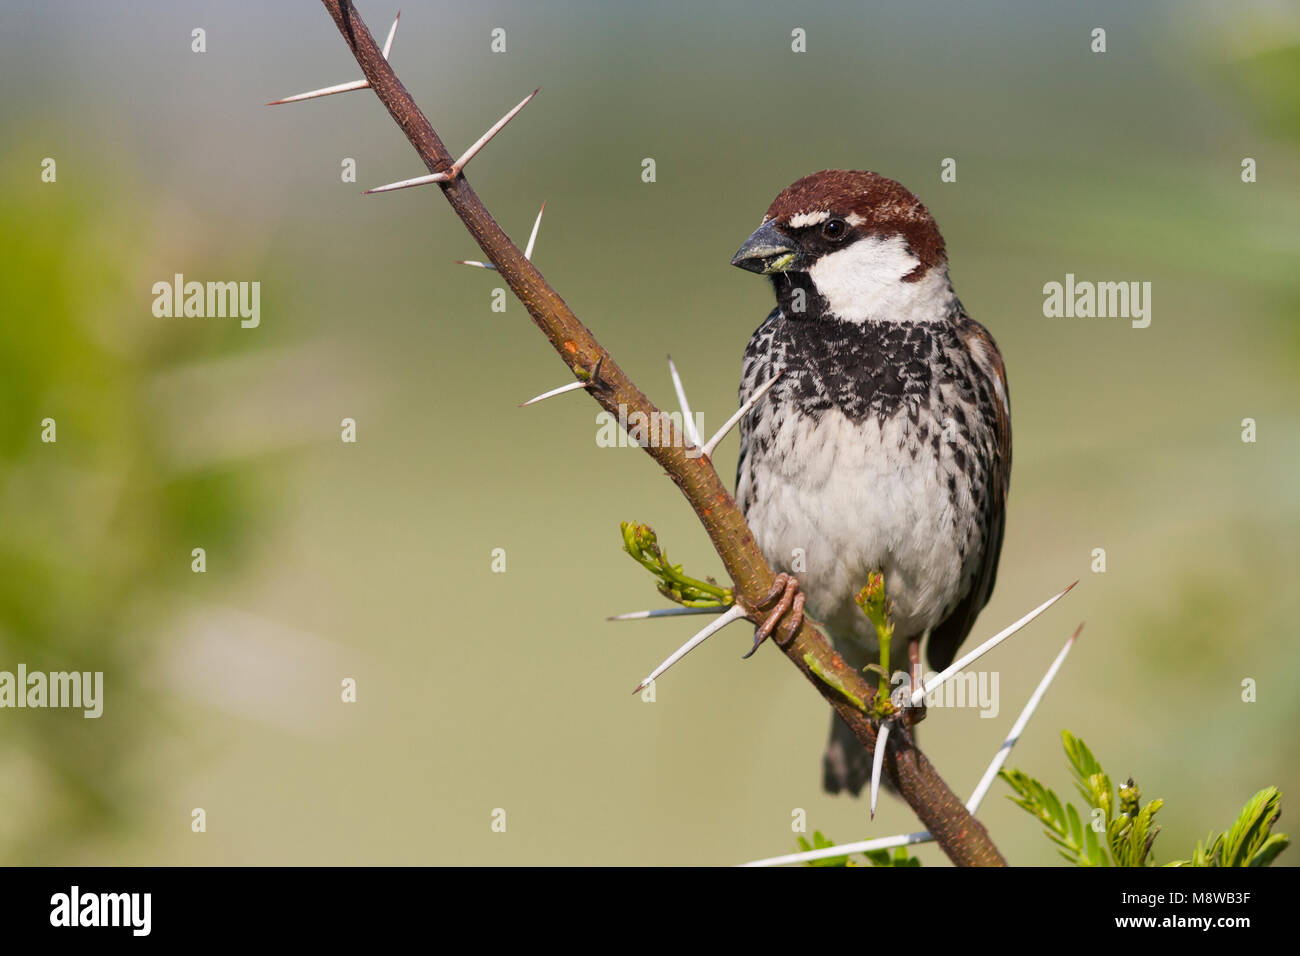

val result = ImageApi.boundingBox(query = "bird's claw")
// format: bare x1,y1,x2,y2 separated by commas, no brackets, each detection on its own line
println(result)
742,573,805,658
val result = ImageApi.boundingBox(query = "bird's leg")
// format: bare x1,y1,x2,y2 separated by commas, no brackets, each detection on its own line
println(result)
906,636,927,726
742,572,805,658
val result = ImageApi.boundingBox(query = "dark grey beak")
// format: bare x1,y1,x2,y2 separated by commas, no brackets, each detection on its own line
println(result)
731,220,800,274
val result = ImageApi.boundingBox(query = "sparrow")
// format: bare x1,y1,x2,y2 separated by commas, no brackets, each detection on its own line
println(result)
730,169,1011,797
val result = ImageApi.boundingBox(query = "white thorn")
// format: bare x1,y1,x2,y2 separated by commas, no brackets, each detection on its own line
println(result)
456,201,544,269
364,89,539,194
363,170,449,195
739,828,933,868
965,624,1082,815
607,606,727,622
381,10,401,58
870,720,890,820
700,371,782,459
267,12,399,105
519,379,588,407
449,88,539,177
524,202,546,260
267,79,371,105
633,604,747,693
739,616,1081,867
910,580,1077,709
667,356,703,449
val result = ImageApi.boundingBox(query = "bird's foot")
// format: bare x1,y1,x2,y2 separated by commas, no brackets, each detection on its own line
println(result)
742,572,804,658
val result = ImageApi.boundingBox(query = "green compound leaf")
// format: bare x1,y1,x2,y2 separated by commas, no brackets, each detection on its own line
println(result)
1008,734,1288,867
619,521,732,607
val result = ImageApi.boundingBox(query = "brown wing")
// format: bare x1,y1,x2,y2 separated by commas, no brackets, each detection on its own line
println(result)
926,311,1012,672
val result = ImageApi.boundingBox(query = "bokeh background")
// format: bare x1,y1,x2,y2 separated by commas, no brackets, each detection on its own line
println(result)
1,0,1297,865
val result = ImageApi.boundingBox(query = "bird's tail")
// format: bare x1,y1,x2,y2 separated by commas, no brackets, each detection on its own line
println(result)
820,634,880,796
822,711,872,796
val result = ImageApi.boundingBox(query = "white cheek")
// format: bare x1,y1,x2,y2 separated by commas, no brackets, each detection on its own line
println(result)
807,235,942,323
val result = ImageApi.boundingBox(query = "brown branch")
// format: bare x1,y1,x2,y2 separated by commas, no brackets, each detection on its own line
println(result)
317,0,1005,866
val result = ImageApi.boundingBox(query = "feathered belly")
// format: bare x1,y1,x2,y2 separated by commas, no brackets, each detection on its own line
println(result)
739,405,982,659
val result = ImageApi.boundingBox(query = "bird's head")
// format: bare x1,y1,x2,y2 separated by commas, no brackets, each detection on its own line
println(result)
731,170,950,323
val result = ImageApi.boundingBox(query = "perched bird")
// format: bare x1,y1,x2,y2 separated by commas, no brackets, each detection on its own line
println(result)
731,170,1011,796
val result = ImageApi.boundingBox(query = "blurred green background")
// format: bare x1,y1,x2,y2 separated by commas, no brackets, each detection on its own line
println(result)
1,0,1297,865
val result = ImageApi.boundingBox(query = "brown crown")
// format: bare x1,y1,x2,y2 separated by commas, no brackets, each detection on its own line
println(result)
765,170,947,275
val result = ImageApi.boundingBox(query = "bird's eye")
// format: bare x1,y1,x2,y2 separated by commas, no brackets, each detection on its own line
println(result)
822,218,847,241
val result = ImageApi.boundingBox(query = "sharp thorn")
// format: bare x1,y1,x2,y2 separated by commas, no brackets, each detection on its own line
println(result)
870,720,891,820
268,11,401,107
364,89,538,194
667,356,703,450
457,201,544,269
267,78,370,106
742,618,1084,865
738,828,932,868
382,11,400,59
700,371,782,459
524,201,546,261
607,606,728,621
447,88,540,178
630,604,747,692
363,171,450,194
964,623,1083,814
911,580,1077,708
365,89,537,194
519,379,588,407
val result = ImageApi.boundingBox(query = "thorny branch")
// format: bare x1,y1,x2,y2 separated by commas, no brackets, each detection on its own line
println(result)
315,0,1007,866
